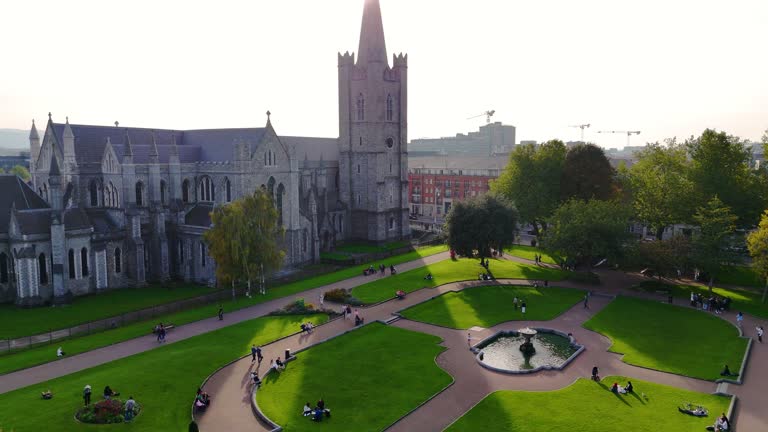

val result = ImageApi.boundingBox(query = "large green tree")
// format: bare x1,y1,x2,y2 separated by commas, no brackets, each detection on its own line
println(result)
632,236,692,280
687,129,766,227
491,140,566,234
560,144,616,202
204,188,285,297
10,165,30,181
542,199,631,268
690,196,737,290
746,210,768,302
445,194,518,262
628,140,694,239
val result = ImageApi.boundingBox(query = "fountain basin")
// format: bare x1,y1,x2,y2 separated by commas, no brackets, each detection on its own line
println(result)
471,328,584,374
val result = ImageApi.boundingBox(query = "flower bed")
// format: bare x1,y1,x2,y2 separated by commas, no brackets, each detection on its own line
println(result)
76,398,141,424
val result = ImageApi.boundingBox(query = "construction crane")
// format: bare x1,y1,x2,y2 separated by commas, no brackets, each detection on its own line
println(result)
569,124,591,141
597,130,641,147
467,110,496,124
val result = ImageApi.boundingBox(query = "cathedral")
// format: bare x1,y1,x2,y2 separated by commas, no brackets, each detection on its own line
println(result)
0,0,410,306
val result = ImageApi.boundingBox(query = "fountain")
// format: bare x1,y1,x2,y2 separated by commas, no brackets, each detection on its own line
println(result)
518,327,537,355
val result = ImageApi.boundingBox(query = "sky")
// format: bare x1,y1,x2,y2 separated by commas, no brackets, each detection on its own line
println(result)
1,0,766,149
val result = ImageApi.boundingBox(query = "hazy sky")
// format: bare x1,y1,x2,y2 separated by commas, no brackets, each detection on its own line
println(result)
1,0,766,148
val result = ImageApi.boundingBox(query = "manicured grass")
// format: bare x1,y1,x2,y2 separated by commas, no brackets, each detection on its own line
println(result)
320,251,353,261
0,314,328,432
504,245,560,265
445,377,731,432
583,297,747,381
335,240,410,254
399,285,584,329
717,265,763,288
351,257,568,304
0,245,448,375
0,284,217,339
257,323,452,432
633,280,768,319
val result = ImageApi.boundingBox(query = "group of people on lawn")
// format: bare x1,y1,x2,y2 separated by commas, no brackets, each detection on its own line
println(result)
363,264,397,276
690,292,731,314
302,398,331,422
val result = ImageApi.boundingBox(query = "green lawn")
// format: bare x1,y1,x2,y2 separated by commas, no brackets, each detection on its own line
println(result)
334,240,410,254
633,280,768,319
399,285,583,329
351,257,567,304
257,323,452,432
0,245,448,375
445,377,731,432
504,245,560,265
0,284,218,339
0,314,328,432
583,297,747,381
717,265,763,288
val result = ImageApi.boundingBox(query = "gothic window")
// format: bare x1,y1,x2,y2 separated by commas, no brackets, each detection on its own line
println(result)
68,249,76,279
389,163,392,173
276,183,285,226
386,94,394,121
264,152,267,166
38,253,48,285
81,247,89,277
359,137,363,146
389,217,395,230
182,179,191,203
200,242,207,267
356,93,365,121
89,180,99,207
338,215,344,233
111,183,119,207
357,164,361,174
335,172,340,190
199,176,214,202
114,248,122,273
0,253,7,283
357,193,361,206
178,240,184,264
135,182,144,206
224,178,231,203
267,177,276,200
160,180,167,205
302,229,308,253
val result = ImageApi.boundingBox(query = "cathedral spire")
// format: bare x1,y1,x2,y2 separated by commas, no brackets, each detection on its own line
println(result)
123,129,133,158
357,0,388,65
29,119,39,140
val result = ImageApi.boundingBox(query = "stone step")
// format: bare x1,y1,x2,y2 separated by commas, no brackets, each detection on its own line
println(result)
384,315,401,325
715,382,729,395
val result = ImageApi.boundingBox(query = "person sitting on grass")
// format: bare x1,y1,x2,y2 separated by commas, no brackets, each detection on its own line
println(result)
103,386,118,399
195,389,211,408
625,381,634,394
303,402,313,416
424,273,433,281
716,413,730,431
270,359,278,372
610,382,619,393
313,407,323,422
276,357,286,370
251,371,262,387
41,390,53,400
720,365,738,377
396,290,406,300
57,346,66,357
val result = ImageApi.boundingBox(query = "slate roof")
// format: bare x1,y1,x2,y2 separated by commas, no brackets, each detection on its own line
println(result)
284,136,339,162
0,175,49,234
183,129,267,161
64,208,92,231
14,209,51,235
85,210,121,234
184,203,214,227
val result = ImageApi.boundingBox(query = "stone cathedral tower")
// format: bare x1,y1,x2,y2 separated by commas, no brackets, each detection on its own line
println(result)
338,0,411,242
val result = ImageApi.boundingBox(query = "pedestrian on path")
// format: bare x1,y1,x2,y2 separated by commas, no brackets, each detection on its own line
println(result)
218,306,224,321
521,300,527,315
468,332,472,348
513,297,518,310
83,384,92,406
251,345,258,362
736,312,744,328
591,366,600,381
583,294,589,309
757,326,764,343
319,292,324,307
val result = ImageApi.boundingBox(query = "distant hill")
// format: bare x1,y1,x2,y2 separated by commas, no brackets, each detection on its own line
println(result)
0,129,28,155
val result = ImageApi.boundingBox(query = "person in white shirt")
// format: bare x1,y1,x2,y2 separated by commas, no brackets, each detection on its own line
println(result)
56,347,65,357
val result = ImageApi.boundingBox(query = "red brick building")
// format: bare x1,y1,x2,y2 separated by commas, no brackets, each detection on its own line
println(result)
408,156,505,231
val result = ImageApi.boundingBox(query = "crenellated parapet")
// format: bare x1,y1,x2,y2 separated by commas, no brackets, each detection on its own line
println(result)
338,51,355,67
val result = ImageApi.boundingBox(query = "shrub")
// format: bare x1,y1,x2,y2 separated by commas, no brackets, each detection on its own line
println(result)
322,288,364,306
76,398,140,424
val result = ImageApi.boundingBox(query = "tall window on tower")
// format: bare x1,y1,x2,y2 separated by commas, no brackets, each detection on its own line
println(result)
356,93,365,121
386,94,394,121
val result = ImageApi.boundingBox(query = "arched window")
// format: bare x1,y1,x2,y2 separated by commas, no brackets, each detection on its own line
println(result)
264,152,267,166
178,240,185,264
135,182,144,206
38,253,48,284
182,179,191,203
335,172,340,190
200,242,207,267
386,94,394,121
110,183,119,207
224,178,231,202
339,215,344,233
0,253,8,283
302,230,308,253
276,183,285,226
81,248,89,277
267,177,276,200
356,93,365,121
160,180,167,204
68,249,76,279
389,217,395,230
357,164,361,174
114,248,122,273
89,180,99,207
199,176,214,201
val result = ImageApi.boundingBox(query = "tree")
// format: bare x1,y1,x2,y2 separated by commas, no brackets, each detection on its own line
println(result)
690,196,737,291
204,188,285,297
628,140,694,239
10,165,30,182
746,210,768,303
687,129,766,227
632,236,692,280
491,140,566,235
445,194,518,262
560,144,616,202
542,199,631,268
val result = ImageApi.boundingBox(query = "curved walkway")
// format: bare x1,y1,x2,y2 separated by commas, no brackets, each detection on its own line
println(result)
200,259,768,432
0,251,451,395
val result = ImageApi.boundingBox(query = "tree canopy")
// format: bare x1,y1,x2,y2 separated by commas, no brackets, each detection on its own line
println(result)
746,210,768,302
690,196,737,289
203,188,285,295
491,140,566,234
445,194,518,260
542,199,630,267
560,144,616,202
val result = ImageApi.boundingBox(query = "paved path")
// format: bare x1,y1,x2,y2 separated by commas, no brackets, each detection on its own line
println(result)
0,251,451,394
199,258,768,432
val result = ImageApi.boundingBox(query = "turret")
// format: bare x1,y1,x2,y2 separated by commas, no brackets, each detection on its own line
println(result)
48,156,63,210
29,119,40,176
62,117,76,170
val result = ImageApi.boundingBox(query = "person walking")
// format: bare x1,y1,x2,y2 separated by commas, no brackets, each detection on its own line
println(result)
513,297,519,310
251,345,258,362
319,292,325,307
521,300,527,315
125,396,136,422
757,326,764,343
218,306,224,321
736,312,744,328
467,332,472,348
584,294,589,309
591,366,599,381
83,384,92,406
159,325,166,343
